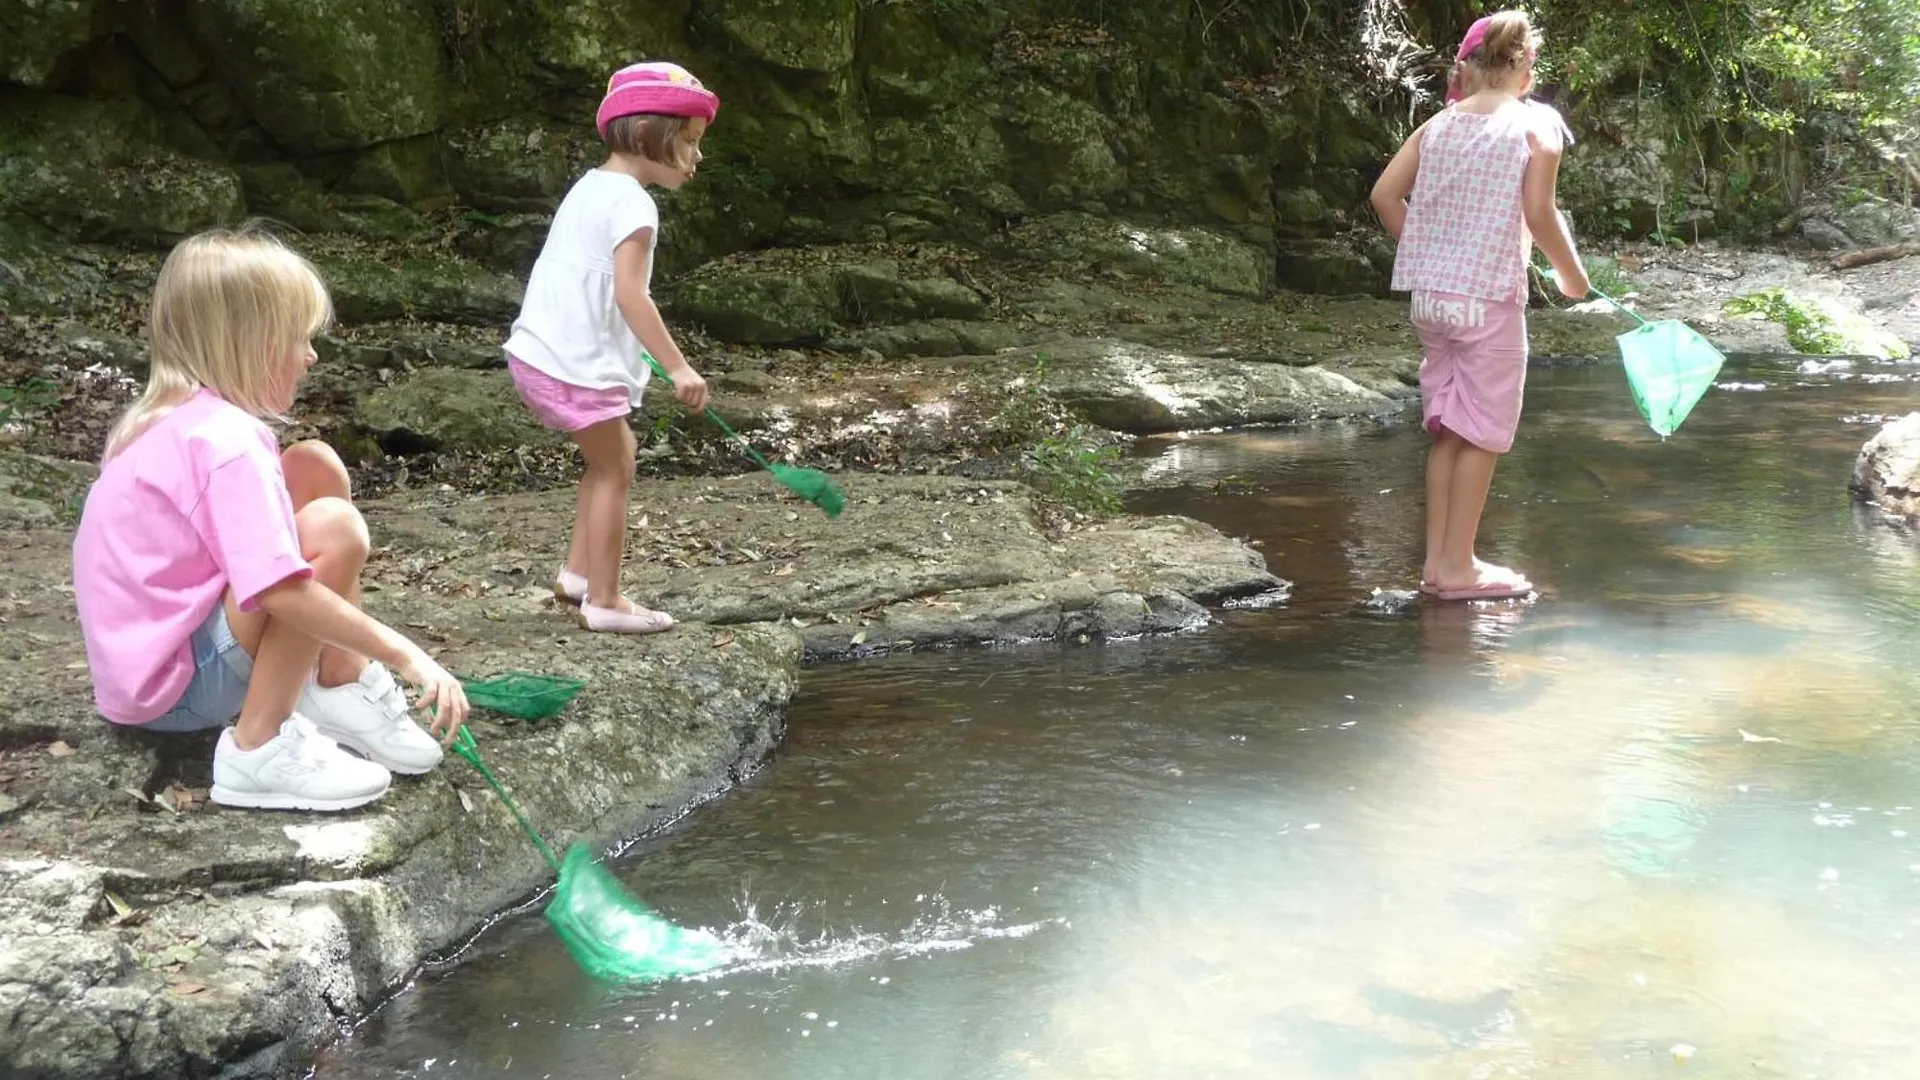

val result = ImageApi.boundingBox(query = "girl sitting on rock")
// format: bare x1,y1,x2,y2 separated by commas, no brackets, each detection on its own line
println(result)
72,227,469,812
1371,10,1590,601
503,61,719,634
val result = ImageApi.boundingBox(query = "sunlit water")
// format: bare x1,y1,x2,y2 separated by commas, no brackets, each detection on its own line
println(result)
313,355,1920,1079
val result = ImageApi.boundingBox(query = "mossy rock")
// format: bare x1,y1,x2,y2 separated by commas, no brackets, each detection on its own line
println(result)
1002,213,1269,298
316,256,524,327
1274,238,1388,298
995,82,1124,206
0,90,244,246
441,120,602,215
181,0,446,153
524,0,694,84
704,0,857,72
0,450,97,527
837,263,986,322
238,164,435,241
1,0,99,86
358,369,555,455
664,270,842,345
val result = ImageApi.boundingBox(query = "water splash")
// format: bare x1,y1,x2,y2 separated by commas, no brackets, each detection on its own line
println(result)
652,891,1064,984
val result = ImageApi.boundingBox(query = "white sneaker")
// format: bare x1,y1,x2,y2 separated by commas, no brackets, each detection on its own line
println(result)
211,715,393,811
297,662,445,775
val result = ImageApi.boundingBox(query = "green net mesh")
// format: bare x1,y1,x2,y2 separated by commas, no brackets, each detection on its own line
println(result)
544,843,733,982
769,464,845,518
1616,319,1726,438
460,672,587,721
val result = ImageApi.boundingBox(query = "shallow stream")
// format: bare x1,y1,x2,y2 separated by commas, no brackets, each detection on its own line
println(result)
314,355,1920,1080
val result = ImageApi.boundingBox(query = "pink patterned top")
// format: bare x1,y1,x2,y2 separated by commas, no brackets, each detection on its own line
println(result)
1389,100,1573,305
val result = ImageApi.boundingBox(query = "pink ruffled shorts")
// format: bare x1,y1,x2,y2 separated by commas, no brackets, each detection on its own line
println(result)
1411,290,1529,454
507,355,631,433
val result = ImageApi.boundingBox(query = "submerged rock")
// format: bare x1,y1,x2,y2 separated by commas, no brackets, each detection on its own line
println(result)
1851,412,1920,522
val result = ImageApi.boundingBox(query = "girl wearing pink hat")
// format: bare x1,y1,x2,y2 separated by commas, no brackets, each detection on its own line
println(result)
1370,10,1590,602
503,61,721,634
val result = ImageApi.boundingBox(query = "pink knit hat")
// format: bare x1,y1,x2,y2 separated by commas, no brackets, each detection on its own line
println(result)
596,62,720,137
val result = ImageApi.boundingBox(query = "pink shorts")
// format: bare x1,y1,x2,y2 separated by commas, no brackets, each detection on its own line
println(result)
507,355,631,432
1411,290,1528,454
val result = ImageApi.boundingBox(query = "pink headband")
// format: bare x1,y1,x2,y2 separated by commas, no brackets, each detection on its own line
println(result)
1446,17,1537,103
596,62,720,137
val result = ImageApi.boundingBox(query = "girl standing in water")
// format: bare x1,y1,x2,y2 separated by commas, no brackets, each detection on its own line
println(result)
1371,10,1590,601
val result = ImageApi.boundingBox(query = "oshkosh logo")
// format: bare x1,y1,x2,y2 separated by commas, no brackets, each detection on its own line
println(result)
1413,292,1486,328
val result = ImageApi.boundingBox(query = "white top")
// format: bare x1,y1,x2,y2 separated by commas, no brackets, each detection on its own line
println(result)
504,169,660,404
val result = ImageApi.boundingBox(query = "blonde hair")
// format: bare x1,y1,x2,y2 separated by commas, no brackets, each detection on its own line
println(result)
105,226,332,460
1451,10,1541,99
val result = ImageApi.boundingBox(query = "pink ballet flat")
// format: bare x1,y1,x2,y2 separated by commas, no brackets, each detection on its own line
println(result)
553,568,588,606
576,599,676,635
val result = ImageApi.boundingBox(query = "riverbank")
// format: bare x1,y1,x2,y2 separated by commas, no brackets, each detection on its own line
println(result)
7,225,1920,1078
0,471,1282,1079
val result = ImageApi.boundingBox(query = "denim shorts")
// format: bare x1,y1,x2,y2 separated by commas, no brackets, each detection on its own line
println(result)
145,606,254,732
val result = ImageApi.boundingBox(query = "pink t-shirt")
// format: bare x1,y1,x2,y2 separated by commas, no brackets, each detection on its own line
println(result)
72,389,312,724
1390,100,1573,305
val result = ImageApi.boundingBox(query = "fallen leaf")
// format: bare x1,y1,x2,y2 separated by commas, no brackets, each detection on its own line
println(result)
713,631,736,648
850,630,868,646
47,741,75,758
103,890,132,920
457,788,474,814
772,564,795,577
251,931,275,951
123,787,151,805
169,980,208,996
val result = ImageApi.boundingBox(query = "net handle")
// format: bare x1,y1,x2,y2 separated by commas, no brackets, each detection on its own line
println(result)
641,353,779,474
1536,264,1651,327
452,727,562,872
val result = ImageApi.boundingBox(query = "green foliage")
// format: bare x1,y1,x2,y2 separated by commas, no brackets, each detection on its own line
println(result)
1538,0,1920,186
1724,288,1846,354
1584,256,1630,298
0,377,60,429
1023,424,1125,515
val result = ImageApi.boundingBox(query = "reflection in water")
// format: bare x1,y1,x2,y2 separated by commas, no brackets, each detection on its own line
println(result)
315,358,1920,1079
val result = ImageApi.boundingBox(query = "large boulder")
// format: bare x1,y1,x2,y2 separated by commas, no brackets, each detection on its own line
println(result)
0,90,244,245
664,268,843,346
1852,412,1920,522
1002,213,1269,298
316,255,524,327
358,368,556,454
180,0,448,153
1036,338,1394,433
705,0,856,72
0,0,99,86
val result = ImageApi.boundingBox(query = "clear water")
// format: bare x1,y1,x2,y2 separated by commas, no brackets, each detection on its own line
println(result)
313,356,1920,1080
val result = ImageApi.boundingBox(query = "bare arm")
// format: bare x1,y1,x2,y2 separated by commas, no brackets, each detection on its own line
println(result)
1369,121,1429,240
614,229,709,410
255,577,467,735
1522,130,1590,297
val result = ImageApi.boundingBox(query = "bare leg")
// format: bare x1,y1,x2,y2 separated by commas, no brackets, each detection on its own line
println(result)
1422,429,1461,586
1429,437,1526,593
570,417,638,609
565,479,592,581
224,495,373,751
280,441,371,688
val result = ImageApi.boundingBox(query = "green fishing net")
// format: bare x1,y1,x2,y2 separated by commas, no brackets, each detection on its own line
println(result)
544,843,732,982
768,464,845,518
451,728,731,983
460,672,587,721
1615,317,1726,439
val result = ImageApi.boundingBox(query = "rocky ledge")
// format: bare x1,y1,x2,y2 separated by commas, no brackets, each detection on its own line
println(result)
0,472,1281,1080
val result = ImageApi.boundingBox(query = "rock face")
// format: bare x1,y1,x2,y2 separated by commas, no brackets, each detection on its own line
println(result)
0,471,1285,1079
1851,412,1920,521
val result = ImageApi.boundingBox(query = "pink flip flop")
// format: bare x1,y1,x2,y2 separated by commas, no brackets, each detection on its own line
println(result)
576,599,676,634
